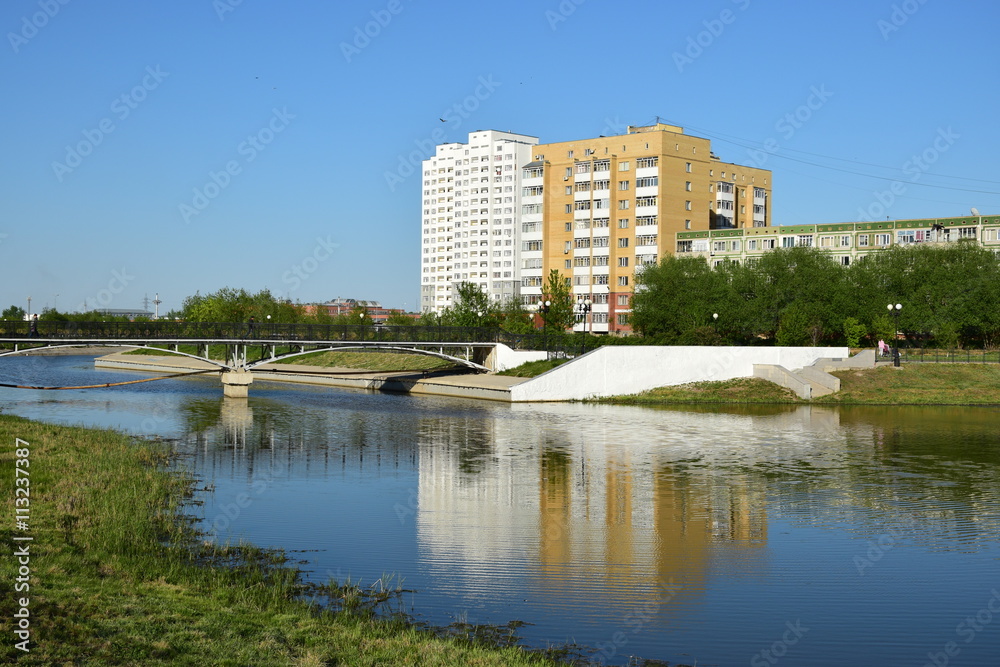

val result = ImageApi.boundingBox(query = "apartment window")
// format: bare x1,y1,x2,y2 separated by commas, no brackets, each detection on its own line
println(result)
593,236,610,247
593,160,610,171
594,198,610,209
618,238,630,248
574,238,591,249
617,294,630,306
564,260,571,269
798,235,813,247
594,274,609,285
762,238,775,249
564,241,572,254
618,219,630,229
619,161,630,171
747,239,757,250
618,257,629,267
565,186,572,195
875,233,891,246
636,196,657,207
593,218,610,228
593,179,610,190
618,276,629,286
636,215,657,226
840,235,852,247
575,162,591,174
573,256,591,267
575,200,591,211
565,204,572,214
568,150,574,158
636,234,657,246
685,219,691,230
782,237,795,248
618,200,630,210
522,240,543,251
685,181,692,191
635,176,659,188
593,255,609,266
858,234,870,247
685,201,692,211
575,181,591,192
619,181,630,191
565,222,572,231
636,157,658,168
686,162,692,173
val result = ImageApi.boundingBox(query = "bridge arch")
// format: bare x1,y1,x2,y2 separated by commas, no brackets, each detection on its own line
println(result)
0,344,230,370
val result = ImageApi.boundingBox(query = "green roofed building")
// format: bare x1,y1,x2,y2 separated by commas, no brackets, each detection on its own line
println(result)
674,214,1000,267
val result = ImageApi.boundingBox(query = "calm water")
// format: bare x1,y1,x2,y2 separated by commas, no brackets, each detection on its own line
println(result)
3,354,1000,666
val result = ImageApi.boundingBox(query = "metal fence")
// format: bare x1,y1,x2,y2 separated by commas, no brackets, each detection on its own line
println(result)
896,348,1000,364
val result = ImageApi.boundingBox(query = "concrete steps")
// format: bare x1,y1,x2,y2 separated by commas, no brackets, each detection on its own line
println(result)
753,349,875,399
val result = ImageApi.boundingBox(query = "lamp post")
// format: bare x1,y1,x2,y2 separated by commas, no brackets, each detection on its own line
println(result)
539,299,552,356
578,298,592,334
887,303,902,367
712,312,719,332
26,296,31,320
266,314,272,338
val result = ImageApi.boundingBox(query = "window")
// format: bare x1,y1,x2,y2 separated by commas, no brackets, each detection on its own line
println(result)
575,181,591,192
564,241,571,254
593,236,610,247
762,238,776,249
685,219,691,230
617,295,630,306
685,201,692,211
618,238,630,248
636,196,657,207
564,260,571,269
522,240,543,251
574,200,591,211
636,234,657,246
522,258,543,269
593,218,610,228
593,179,610,190
686,162,692,173
567,150,574,158
618,200,630,210
573,256,591,267
619,181,630,191
618,257,629,267
636,215,657,226
677,240,693,252
713,240,727,252
685,181,692,191
593,159,610,172
858,234,869,247
565,186,572,195
618,276,629,286
521,204,541,214
635,176,659,188
875,233,891,246
574,238,591,249
618,219,630,229
637,157,658,168
782,237,795,248
594,198,610,209
840,235,851,247
594,274,609,285
565,204,572,214
619,161,630,171
593,255,609,266
575,162,591,174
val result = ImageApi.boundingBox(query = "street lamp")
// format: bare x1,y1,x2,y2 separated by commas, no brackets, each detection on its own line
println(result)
887,303,902,367
538,300,552,355
712,312,719,332
578,298,592,334
26,296,31,319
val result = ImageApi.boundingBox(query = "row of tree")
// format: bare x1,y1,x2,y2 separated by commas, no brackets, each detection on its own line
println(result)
630,242,1000,348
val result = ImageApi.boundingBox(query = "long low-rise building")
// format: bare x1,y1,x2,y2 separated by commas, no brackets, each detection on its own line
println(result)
675,214,1000,267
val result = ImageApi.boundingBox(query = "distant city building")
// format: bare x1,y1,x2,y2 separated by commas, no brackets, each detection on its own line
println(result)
308,298,409,324
420,130,540,314
521,122,772,334
93,308,155,319
675,214,1000,266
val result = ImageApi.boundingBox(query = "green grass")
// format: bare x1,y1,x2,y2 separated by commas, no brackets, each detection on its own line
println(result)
599,364,1000,406
815,363,1000,405
496,358,570,377
281,350,455,372
0,416,567,665
601,377,803,405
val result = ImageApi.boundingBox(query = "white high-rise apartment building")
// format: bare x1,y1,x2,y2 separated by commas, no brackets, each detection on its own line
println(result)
420,130,538,313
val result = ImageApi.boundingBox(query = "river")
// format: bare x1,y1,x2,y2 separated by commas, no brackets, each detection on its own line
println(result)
2,354,999,666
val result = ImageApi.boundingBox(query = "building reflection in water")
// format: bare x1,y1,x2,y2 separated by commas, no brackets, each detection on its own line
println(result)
414,404,847,614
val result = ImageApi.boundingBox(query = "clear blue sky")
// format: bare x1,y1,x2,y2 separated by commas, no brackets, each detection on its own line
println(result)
3,0,998,315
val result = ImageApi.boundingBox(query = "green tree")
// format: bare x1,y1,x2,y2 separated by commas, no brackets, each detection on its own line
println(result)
540,269,574,331
2,305,26,321
630,255,728,341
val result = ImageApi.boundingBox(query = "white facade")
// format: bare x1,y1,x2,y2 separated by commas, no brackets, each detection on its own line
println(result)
420,130,539,313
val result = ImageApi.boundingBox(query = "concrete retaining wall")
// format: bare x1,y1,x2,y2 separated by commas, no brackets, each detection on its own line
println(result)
753,364,814,399
509,345,848,402
486,343,548,372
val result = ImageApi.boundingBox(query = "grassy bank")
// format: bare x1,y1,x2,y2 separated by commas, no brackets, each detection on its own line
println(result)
0,416,563,665
600,364,1000,406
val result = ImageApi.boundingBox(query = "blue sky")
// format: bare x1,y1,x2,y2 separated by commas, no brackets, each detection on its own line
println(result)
3,0,998,315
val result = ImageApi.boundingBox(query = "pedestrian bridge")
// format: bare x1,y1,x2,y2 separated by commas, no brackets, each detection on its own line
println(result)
0,321,556,396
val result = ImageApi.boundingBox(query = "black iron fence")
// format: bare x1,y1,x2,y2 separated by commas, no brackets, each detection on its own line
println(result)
0,320,605,353
897,348,1000,364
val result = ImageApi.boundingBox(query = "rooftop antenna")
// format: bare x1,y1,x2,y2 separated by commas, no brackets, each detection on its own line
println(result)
971,207,980,216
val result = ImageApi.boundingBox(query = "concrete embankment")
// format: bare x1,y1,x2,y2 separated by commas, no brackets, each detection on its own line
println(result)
95,352,528,402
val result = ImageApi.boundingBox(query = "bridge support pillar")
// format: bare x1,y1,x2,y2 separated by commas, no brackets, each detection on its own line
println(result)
221,370,254,398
